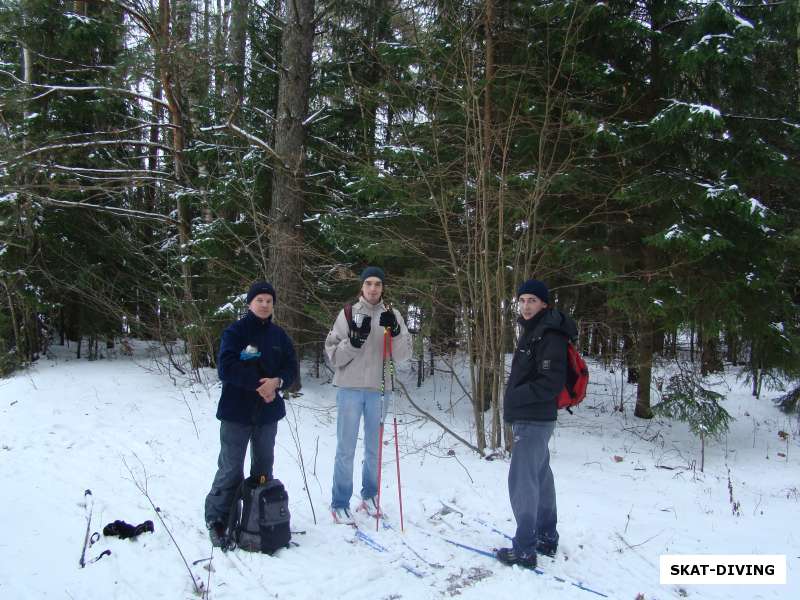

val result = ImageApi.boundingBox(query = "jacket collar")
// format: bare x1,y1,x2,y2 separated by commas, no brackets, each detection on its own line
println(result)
245,310,273,327
518,309,547,332
356,296,384,314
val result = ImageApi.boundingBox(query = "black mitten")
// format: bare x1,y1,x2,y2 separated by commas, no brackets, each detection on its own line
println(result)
103,519,154,540
379,310,401,337
132,520,154,538
104,520,135,538
349,316,372,348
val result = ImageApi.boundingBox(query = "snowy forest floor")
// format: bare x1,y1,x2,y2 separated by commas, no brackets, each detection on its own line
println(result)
0,341,797,600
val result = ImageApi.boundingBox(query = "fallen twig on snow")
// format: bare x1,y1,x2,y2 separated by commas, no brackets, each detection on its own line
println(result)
123,455,203,596
615,530,663,550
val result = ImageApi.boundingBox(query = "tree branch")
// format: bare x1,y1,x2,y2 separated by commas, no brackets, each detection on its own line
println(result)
32,195,177,225
0,68,170,109
396,379,481,455
9,139,173,164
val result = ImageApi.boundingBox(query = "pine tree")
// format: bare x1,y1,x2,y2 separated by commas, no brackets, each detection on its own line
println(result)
653,369,733,471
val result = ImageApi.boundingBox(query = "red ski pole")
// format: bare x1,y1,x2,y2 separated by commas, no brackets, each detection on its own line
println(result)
375,328,389,531
388,331,405,532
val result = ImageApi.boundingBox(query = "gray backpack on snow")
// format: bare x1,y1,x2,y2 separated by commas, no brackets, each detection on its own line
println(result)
226,475,291,554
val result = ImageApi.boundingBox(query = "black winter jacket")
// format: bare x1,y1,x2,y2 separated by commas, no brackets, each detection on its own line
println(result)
216,311,298,425
503,308,578,423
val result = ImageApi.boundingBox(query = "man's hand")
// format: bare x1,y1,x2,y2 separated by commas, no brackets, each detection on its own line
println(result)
379,310,401,337
257,377,281,403
349,315,372,348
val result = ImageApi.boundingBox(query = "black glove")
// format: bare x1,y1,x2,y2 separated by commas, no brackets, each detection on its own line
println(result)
103,519,154,540
349,316,372,348
379,310,401,337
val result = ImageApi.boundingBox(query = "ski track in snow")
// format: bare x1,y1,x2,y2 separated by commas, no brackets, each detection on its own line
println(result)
0,342,797,599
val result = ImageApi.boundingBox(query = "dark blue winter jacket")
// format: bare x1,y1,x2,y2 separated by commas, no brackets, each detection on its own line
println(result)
216,311,297,426
503,308,578,423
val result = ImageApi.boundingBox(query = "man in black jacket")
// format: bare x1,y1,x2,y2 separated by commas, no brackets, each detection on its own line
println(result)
497,279,577,568
204,281,298,547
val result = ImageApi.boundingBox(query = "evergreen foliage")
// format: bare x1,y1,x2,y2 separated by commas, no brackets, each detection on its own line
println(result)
0,0,796,443
653,368,733,470
654,371,733,441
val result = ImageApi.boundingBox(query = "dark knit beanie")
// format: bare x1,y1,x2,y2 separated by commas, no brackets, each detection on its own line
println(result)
246,281,276,304
360,266,385,283
517,279,549,304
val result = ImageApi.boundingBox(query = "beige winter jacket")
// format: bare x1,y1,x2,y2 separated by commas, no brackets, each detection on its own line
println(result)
325,297,412,390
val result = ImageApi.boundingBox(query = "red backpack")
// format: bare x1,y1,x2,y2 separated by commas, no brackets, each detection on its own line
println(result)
558,342,589,413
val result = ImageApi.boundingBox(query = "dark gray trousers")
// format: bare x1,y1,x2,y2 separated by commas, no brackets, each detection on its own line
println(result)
508,420,559,555
204,420,278,524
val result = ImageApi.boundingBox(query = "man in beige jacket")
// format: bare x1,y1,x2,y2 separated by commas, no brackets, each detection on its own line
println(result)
325,266,412,523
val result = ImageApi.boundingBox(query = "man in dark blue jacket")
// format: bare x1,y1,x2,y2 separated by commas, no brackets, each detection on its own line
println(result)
496,279,577,569
204,281,298,547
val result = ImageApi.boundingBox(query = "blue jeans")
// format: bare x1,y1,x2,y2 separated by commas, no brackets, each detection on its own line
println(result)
331,388,387,509
508,420,559,555
204,420,278,523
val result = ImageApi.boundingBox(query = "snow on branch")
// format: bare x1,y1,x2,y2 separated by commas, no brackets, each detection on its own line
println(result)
44,164,171,177
7,140,173,165
651,99,722,125
302,107,327,126
33,195,178,225
0,68,169,110
203,122,281,162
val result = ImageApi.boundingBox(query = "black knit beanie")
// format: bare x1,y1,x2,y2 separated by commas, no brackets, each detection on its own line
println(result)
246,281,276,304
516,279,549,304
360,266,385,283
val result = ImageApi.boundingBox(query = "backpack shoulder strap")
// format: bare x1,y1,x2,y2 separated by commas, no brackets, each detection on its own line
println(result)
529,326,567,347
223,478,247,546
343,304,353,331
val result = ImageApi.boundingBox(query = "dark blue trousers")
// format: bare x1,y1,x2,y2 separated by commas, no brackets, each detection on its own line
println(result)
508,420,559,555
204,420,278,524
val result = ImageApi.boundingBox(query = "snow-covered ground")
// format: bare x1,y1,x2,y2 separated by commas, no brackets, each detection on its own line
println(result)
0,341,797,599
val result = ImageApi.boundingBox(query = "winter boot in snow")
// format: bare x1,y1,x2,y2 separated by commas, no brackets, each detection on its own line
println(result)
207,520,228,548
536,539,558,557
496,547,537,569
331,507,354,525
356,497,385,518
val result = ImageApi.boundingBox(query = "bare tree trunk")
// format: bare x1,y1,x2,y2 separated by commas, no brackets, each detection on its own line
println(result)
226,0,249,105
269,0,315,346
725,330,739,365
214,0,229,97
750,348,762,398
356,0,389,162
624,333,638,384
158,0,193,305
479,0,498,451
797,0,800,112
1,279,22,355
700,432,705,472
17,13,38,362
579,321,590,354
591,324,602,356
634,318,654,419
701,329,723,375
